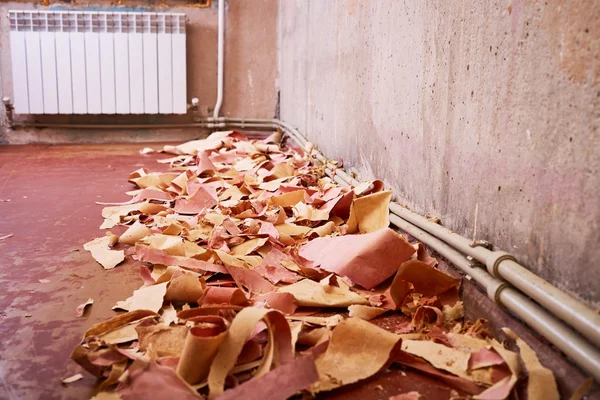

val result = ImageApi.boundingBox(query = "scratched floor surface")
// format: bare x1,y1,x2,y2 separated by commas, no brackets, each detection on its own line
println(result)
0,143,459,400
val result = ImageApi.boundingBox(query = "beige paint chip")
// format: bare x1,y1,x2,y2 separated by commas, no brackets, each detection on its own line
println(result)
113,282,168,313
61,373,84,384
83,235,125,270
75,298,94,317
278,279,368,307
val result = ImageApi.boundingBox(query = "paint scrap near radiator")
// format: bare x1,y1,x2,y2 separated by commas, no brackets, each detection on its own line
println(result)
66,131,555,399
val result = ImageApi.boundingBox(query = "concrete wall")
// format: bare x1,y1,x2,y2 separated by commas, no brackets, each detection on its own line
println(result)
279,0,599,307
0,0,278,143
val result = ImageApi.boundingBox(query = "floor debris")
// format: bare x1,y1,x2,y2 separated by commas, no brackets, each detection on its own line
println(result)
68,131,558,399
83,234,125,269
62,373,84,384
75,298,94,317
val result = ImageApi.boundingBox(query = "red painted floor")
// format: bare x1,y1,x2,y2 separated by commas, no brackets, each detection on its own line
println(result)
0,143,459,399
0,144,164,399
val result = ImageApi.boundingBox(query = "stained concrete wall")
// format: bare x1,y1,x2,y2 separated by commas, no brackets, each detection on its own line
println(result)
279,0,599,307
0,0,278,143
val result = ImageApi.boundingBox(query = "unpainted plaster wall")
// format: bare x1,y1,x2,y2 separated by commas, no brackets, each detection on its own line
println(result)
0,0,278,143
279,0,599,307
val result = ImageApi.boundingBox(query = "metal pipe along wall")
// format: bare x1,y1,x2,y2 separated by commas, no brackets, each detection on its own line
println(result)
213,0,225,118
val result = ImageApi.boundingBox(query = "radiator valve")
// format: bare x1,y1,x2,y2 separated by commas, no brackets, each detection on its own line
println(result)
190,98,201,122
2,97,14,130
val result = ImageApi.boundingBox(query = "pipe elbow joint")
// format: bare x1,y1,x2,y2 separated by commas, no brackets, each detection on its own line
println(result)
485,251,516,279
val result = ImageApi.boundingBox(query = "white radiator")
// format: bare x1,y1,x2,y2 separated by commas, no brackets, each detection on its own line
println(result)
8,10,187,115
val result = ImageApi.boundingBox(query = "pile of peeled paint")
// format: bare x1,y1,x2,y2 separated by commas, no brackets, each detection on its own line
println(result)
71,130,559,400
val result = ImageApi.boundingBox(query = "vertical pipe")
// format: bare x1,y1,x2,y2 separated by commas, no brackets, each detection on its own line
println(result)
213,0,225,118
